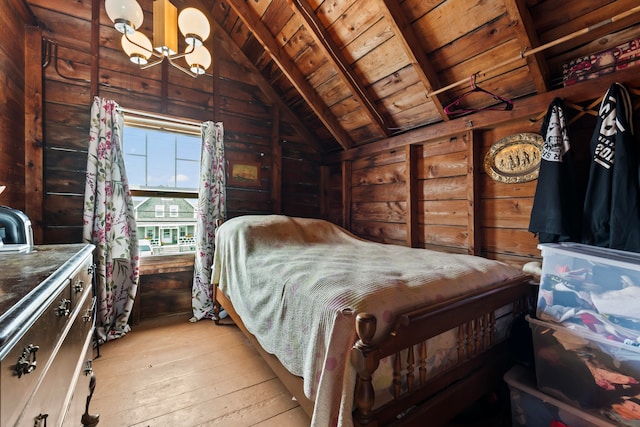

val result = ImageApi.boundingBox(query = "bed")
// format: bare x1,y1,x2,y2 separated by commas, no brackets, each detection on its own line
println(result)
211,214,532,426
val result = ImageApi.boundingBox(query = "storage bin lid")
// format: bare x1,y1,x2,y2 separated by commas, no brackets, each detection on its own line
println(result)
538,242,640,269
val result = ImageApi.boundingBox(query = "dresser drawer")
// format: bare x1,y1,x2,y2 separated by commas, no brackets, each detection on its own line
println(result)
1,284,72,426
62,332,96,427
68,261,94,313
16,286,94,427
0,247,95,427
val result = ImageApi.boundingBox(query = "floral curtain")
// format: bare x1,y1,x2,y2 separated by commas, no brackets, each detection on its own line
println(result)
191,121,226,321
83,96,139,343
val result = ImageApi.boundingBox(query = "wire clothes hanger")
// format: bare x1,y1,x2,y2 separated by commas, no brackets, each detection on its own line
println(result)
443,74,514,116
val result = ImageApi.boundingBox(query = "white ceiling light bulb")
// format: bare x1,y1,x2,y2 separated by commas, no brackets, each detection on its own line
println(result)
185,45,211,75
121,32,153,65
178,7,210,47
105,0,144,35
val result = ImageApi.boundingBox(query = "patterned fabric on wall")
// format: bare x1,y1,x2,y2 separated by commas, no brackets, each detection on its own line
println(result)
83,96,139,343
191,121,226,321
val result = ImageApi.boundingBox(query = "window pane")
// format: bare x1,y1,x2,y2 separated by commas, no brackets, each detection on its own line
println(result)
147,133,176,188
134,197,198,255
125,155,147,187
122,126,201,191
176,134,201,161
124,122,200,256
176,160,200,189
123,127,147,155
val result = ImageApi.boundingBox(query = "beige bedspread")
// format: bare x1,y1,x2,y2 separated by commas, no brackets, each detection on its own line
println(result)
211,215,522,426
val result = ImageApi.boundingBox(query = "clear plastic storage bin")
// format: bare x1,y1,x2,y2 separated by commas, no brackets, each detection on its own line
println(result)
504,365,616,427
527,315,640,426
536,242,640,342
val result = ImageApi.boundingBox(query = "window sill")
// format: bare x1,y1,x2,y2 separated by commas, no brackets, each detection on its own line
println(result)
139,253,195,275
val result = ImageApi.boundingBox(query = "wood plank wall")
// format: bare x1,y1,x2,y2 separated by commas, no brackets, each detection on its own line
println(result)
15,0,322,244
331,66,640,267
0,0,33,211
0,0,320,321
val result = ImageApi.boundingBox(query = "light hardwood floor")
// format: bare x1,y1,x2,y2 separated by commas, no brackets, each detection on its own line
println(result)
90,314,310,427
90,314,509,427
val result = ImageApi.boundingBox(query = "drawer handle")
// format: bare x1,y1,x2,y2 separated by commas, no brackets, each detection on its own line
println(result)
73,279,85,294
84,359,93,376
15,344,39,378
83,296,97,322
55,298,71,317
34,413,48,427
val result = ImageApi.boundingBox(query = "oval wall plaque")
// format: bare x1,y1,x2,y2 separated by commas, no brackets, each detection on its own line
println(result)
483,133,543,183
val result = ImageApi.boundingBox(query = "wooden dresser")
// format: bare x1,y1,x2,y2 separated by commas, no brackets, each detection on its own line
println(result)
0,244,99,427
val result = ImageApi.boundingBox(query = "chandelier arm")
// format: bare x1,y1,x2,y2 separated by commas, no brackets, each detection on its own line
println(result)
138,57,165,70
167,43,195,61
167,55,198,77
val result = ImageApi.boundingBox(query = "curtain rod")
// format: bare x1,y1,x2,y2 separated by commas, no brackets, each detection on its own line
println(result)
427,5,640,98
118,107,203,127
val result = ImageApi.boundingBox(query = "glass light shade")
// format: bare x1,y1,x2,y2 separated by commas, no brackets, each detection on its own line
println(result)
121,32,153,65
105,0,144,34
178,8,210,46
185,45,211,75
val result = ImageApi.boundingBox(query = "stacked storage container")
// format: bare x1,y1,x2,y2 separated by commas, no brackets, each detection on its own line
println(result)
507,242,640,426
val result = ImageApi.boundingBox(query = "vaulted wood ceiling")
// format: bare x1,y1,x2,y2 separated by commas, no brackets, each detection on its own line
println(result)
182,0,640,152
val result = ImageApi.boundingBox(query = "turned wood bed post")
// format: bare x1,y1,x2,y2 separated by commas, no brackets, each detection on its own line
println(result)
212,284,221,325
351,313,380,427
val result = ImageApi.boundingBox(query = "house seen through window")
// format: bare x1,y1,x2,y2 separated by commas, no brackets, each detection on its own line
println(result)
122,115,201,256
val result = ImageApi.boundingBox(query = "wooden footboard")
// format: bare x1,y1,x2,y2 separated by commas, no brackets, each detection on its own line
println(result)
214,275,532,426
351,275,531,426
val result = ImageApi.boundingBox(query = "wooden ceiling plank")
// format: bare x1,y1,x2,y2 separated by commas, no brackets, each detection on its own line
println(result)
286,0,390,138
225,0,354,149
331,64,640,162
377,0,449,121
503,0,549,94
210,18,322,151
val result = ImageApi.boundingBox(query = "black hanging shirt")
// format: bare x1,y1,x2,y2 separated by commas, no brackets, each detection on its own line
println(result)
529,98,581,243
582,82,640,252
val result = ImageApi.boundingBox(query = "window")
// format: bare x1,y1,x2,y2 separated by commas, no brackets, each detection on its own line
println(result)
122,113,201,256
123,127,201,190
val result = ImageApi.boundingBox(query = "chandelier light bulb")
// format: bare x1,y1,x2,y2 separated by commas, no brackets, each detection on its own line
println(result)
178,7,210,46
185,45,211,75
121,31,153,65
105,0,144,35
107,0,212,77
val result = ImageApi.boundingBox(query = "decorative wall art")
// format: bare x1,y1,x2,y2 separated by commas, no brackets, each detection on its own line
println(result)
228,161,261,187
483,133,543,183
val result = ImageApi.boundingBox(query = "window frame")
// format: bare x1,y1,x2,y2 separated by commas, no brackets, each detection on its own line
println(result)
121,109,203,270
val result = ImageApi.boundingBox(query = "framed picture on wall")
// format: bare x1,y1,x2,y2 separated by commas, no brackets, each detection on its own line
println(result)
228,160,261,187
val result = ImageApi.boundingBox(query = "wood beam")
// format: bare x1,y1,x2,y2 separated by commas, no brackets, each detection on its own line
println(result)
377,0,449,121
91,0,100,97
224,0,354,150
271,107,282,213
25,26,44,244
285,0,390,138
342,160,352,230
405,144,420,248
503,0,549,94
466,130,479,256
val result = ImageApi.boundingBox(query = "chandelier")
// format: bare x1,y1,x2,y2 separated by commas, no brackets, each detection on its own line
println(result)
105,0,212,77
